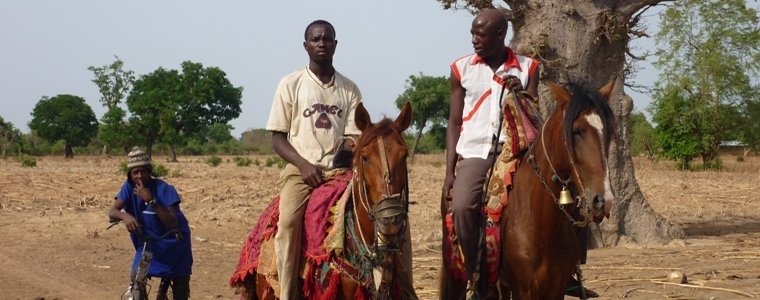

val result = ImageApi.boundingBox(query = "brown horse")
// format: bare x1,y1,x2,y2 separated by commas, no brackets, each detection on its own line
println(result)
440,81,616,300
234,102,414,300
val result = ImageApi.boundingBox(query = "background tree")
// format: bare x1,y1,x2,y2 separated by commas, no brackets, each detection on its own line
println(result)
628,111,657,160
651,0,760,166
394,73,449,161
0,116,23,157
88,56,135,155
739,98,760,154
163,61,243,161
29,95,98,158
436,0,684,246
127,67,180,157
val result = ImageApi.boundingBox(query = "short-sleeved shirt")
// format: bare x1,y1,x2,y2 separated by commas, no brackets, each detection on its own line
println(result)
266,66,362,170
115,178,193,277
451,47,539,159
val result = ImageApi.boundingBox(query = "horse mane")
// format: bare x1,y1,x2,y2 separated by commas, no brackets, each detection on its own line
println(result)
353,118,407,154
561,83,616,155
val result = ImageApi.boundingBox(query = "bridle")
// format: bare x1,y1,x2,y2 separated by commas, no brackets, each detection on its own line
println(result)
352,132,409,258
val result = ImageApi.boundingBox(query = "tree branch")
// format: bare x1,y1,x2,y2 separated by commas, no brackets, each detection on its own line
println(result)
616,0,675,20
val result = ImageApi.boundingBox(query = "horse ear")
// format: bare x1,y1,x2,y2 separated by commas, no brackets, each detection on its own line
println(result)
395,102,413,132
598,78,616,101
547,81,571,106
354,102,372,132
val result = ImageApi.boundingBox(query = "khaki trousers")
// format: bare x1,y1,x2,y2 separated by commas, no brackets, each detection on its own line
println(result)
274,164,418,299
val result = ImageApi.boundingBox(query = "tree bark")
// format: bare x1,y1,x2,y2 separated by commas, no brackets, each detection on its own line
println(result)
64,142,74,159
102,144,110,156
169,145,178,162
411,126,424,162
501,0,683,246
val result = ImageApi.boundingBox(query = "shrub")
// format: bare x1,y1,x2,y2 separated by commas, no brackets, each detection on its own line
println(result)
737,155,745,162
153,163,169,177
265,156,287,169
20,155,37,167
118,160,129,175
431,161,443,168
170,169,182,178
206,156,222,167
253,158,261,166
234,156,253,167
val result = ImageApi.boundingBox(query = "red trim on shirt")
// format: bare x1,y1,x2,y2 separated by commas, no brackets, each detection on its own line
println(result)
471,47,523,72
451,63,462,81
462,90,492,122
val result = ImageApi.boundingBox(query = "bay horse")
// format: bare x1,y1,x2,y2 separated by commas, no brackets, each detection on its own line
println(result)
440,81,616,300
234,102,414,300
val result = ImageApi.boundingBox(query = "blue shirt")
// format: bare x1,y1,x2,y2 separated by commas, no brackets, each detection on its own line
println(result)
115,178,193,277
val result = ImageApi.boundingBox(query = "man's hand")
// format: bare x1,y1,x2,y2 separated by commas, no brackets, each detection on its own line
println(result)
134,181,153,204
502,75,523,92
121,214,141,232
442,174,456,201
298,162,324,188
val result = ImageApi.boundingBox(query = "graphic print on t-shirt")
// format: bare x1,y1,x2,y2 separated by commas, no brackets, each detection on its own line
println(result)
302,103,344,131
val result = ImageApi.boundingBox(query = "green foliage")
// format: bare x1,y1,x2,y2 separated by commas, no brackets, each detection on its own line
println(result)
29,95,99,157
206,123,235,144
88,56,135,110
206,155,222,167
126,61,243,158
170,168,182,178
118,160,129,175
739,99,760,151
265,156,286,169
99,107,141,154
234,156,253,167
628,111,657,159
431,161,443,168
737,155,745,162
0,116,23,157
253,158,261,166
19,155,37,167
395,73,450,156
152,163,169,177
652,0,760,166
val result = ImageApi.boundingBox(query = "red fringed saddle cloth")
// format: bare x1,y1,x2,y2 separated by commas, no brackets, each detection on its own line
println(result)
230,171,372,300
443,158,521,285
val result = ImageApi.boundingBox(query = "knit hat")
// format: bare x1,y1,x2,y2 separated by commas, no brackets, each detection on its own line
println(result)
127,146,152,173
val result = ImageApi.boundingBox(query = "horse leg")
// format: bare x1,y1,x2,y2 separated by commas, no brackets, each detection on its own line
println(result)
336,273,356,300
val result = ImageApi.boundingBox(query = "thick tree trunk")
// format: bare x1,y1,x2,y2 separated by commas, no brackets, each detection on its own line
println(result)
505,0,683,246
64,142,74,159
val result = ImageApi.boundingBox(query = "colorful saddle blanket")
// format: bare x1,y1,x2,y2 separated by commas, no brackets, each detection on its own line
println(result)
230,171,357,299
443,157,521,285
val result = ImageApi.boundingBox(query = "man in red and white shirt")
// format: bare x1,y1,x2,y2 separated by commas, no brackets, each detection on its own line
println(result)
442,9,538,299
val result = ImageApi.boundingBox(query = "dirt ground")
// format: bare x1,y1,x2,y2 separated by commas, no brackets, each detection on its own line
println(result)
1,154,759,300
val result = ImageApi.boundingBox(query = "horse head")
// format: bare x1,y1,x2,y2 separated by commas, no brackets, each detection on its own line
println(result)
545,81,616,221
352,102,413,239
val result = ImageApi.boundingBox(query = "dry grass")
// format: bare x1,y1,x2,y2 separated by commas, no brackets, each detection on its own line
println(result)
0,154,759,299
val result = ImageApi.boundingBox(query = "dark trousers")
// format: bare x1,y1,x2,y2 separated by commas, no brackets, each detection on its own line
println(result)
451,145,501,294
171,276,191,300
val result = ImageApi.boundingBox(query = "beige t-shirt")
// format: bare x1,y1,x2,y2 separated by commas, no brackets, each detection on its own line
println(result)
266,66,362,170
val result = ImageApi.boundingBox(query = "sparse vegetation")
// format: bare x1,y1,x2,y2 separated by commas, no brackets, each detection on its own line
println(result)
233,156,253,167
19,155,36,167
206,156,222,167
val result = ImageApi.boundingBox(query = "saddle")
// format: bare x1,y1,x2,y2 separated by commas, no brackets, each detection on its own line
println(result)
444,157,521,286
230,170,356,299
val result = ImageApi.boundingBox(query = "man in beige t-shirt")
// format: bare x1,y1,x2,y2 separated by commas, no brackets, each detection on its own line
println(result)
266,20,417,299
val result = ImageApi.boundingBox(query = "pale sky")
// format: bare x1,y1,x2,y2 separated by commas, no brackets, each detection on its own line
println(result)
0,0,662,138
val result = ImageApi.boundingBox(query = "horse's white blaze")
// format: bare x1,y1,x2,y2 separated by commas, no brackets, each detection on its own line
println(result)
585,113,614,204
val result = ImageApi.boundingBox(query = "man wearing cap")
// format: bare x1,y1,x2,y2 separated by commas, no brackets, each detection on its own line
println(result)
109,146,193,300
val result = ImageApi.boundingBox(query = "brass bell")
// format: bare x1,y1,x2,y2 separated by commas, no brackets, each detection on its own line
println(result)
559,187,574,205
